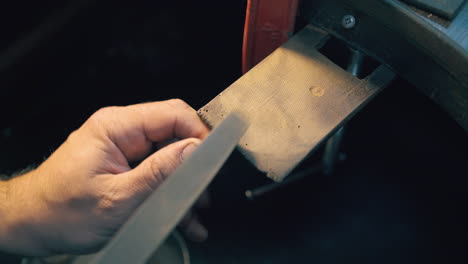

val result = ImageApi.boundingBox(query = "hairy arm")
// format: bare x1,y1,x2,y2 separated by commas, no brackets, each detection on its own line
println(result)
0,171,46,255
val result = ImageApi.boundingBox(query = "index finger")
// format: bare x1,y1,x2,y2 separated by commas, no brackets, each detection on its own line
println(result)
131,99,210,142
90,99,210,162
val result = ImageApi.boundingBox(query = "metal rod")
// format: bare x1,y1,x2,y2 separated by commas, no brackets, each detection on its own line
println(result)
322,49,364,175
245,164,323,200
346,48,365,77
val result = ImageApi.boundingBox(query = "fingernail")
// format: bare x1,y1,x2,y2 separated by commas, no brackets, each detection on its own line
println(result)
181,142,199,162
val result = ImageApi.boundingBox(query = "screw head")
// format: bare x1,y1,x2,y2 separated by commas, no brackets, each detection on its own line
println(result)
342,15,356,29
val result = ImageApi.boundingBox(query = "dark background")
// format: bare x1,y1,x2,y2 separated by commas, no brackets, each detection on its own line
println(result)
1,0,467,263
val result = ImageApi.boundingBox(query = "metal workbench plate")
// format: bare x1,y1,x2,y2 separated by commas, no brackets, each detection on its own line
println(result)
199,26,395,181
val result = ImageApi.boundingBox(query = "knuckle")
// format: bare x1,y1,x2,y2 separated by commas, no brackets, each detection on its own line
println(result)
91,106,119,122
147,159,166,189
167,98,192,110
143,154,179,192
97,193,118,215
96,182,126,217
66,130,79,141
85,106,121,133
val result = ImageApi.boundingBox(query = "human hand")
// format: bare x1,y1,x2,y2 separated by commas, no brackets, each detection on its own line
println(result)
0,99,210,256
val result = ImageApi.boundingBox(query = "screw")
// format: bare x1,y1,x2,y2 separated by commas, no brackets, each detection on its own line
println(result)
342,15,356,29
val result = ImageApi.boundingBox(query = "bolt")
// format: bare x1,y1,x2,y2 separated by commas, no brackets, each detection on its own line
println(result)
342,15,356,29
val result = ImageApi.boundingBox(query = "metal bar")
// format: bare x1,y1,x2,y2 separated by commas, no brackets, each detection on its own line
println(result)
85,113,249,264
245,164,323,200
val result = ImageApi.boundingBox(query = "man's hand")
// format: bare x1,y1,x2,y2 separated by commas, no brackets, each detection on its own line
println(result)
0,99,210,256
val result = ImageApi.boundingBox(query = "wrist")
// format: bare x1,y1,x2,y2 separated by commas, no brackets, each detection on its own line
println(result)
0,172,50,256
0,178,18,253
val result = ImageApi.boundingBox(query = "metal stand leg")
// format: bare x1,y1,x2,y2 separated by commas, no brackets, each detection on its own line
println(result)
322,127,345,175
322,48,364,175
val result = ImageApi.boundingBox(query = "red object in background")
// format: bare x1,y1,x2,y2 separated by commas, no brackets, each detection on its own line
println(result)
242,0,299,74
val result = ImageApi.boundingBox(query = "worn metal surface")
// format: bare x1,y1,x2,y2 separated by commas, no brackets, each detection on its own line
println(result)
84,113,248,264
302,0,468,131
401,0,465,19
199,26,395,181
417,1,468,50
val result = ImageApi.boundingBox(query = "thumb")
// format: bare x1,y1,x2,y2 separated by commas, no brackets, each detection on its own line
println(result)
126,138,201,194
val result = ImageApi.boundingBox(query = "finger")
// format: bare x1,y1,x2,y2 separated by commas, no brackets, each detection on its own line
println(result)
86,99,209,162
121,138,201,198
155,138,180,150
137,99,210,141
179,211,208,242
